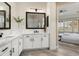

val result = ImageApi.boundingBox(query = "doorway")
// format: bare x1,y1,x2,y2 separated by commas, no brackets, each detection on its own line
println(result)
56,2,79,51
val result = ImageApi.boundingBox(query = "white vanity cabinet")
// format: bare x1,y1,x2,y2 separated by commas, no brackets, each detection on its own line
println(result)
23,34,49,50
33,35,41,49
41,35,49,48
11,36,23,56
18,37,23,55
0,35,23,56
0,33,49,56
12,38,19,56
24,35,33,49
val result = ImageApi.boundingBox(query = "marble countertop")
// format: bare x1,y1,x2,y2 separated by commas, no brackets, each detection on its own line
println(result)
0,33,23,47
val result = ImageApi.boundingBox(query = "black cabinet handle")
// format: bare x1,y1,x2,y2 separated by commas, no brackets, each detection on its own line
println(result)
13,48,14,53
26,36,29,37
10,50,12,56
2,47,8,52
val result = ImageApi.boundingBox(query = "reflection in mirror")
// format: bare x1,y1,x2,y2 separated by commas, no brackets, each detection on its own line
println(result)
0,10,6,28
0,2,11,29
26,12,46,29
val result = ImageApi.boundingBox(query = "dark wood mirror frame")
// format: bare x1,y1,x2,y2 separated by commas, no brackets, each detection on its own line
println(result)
26,12,46,29
0,2,11,29
46,16,49,27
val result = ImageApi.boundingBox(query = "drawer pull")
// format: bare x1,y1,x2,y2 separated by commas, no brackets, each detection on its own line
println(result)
2,47,8,52
30,39,34,41
26,36,29,37
10,50,12,56
13,48,15,53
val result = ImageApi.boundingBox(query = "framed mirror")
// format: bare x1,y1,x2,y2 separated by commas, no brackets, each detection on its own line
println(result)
26,12,46,29
0,2,11,29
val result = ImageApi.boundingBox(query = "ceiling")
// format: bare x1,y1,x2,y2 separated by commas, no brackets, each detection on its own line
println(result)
56,2,74,5
57,2,79,21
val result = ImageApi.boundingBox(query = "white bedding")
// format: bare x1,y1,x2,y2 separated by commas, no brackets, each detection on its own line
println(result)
59,33,79,44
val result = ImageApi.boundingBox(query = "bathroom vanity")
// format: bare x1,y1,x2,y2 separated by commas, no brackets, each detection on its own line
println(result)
0,33,49,56
23,34,49,50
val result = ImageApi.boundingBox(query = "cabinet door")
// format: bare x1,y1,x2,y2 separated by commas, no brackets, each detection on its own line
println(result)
2,51,11,56
1,43,11,56
33,35,41,49
42,35,49,48
24,35,33,49
18,38,23,55
12,39,19,56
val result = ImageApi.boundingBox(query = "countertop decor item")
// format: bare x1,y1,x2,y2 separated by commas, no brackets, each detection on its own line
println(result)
14,16,24,28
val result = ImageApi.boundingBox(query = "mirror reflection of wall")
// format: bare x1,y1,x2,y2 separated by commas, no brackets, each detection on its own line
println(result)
0,11,5,28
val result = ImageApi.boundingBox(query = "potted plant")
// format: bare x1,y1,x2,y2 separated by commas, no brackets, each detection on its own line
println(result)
14,16,24,28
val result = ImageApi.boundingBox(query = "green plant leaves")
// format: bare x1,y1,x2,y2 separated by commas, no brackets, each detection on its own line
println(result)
14,16,24,23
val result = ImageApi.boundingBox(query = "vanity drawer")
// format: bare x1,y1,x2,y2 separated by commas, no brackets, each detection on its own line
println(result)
0,43,11,56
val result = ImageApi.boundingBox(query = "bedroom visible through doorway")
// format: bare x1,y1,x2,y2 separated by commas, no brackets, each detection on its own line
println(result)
56,2,79,49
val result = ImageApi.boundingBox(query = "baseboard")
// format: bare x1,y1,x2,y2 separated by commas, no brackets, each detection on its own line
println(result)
23,48,49,51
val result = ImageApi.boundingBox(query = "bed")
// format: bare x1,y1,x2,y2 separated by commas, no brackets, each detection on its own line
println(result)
59,33,79,44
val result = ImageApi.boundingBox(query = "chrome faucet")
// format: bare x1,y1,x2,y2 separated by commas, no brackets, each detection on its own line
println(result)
34,30,39,33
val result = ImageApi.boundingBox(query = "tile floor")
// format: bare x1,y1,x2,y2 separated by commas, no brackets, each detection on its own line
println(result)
20,41,79,56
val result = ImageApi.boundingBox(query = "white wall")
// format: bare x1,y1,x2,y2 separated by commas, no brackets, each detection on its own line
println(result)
47,2,57,50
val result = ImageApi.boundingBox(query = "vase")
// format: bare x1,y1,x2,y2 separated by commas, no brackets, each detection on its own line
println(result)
18,22,20,29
